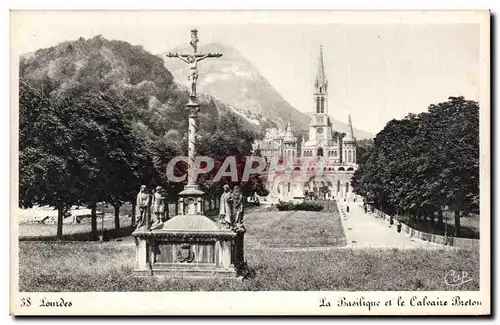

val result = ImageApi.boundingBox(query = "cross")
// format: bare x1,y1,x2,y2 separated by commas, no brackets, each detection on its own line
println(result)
166,29,222,99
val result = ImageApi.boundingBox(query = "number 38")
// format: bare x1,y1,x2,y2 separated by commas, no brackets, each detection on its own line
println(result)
20,297,31,307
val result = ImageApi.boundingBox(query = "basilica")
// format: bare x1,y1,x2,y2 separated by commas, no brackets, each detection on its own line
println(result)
252,46,358,200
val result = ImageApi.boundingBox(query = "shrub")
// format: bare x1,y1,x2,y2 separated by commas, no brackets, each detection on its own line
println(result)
276,201,324,212
277,201,296,211
295,202,324,211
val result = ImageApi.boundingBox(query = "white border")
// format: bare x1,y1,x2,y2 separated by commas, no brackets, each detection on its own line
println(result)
4,4,495,321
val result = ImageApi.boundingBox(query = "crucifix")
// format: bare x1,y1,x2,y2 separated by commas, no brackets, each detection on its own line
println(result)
165,29,223,209
166,29,222,99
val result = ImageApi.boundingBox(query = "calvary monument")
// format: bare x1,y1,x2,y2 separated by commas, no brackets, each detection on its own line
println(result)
132,29,244,278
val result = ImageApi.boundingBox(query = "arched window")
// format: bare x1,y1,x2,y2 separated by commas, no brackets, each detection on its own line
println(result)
317,148,324,157
316,97,320,113
338,167,345,171
320,98,325,113
347,167,354,171
345,182,350,193
337,180,340,193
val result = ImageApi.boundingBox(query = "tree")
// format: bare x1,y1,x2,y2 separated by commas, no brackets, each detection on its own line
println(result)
422,97,479,235
355,139,374,165
19,80,83,239
352,97,479,237
58,91,153,237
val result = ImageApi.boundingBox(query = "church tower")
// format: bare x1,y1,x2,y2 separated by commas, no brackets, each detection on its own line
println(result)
283,120,297,164
309,46,332,145
342,113,357,164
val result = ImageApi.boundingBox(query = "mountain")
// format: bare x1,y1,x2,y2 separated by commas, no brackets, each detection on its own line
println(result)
19,36,264,142
163,43,373,139
163,43,307,131
329,118,374,140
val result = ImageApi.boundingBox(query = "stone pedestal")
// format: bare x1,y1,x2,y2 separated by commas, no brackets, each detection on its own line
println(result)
132,214,244,278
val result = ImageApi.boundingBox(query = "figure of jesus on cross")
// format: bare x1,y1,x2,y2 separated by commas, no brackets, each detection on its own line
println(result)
166,29,222,99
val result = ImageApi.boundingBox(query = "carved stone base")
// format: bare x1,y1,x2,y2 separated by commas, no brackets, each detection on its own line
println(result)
132,214,244,278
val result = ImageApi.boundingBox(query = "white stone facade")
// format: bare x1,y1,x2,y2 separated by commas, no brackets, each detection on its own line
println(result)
252,46,358,201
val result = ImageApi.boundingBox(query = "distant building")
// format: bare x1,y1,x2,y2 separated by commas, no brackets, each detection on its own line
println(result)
253,46,358,200
253,123,298,164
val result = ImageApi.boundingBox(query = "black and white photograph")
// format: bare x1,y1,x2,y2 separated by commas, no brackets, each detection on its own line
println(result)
9,10,490,315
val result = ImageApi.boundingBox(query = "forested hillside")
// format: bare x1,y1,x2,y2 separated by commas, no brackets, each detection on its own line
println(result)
19,35,268,239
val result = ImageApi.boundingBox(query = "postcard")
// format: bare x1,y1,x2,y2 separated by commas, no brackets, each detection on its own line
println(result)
10,10,490,316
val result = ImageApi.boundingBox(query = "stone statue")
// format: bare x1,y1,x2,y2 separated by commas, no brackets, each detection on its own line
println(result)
136,185,150,229
219,184,233,229
232,186,245,232
151,186,167,229
166,29,222,99
173,53,211,98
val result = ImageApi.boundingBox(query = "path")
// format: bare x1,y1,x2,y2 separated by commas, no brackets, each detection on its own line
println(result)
337,200,447,249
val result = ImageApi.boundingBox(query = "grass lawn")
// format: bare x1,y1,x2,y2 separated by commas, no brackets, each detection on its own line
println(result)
244,208,345,248
17,205,480,291
18,241,479,291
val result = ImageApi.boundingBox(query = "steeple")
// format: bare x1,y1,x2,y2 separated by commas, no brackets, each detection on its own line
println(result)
344,113,355,142
313,46,328,116
314,45,328,94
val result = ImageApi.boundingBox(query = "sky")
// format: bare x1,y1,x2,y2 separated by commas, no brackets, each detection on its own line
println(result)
11,11,482,134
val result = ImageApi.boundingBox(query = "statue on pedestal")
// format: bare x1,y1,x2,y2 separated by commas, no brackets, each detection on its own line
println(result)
232,186,245,232
136,185,150,229
151,186,167,229
219,184,233,229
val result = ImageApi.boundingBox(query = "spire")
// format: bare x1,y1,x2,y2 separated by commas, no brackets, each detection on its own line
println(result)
345,113,355,142
314,45,327,92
